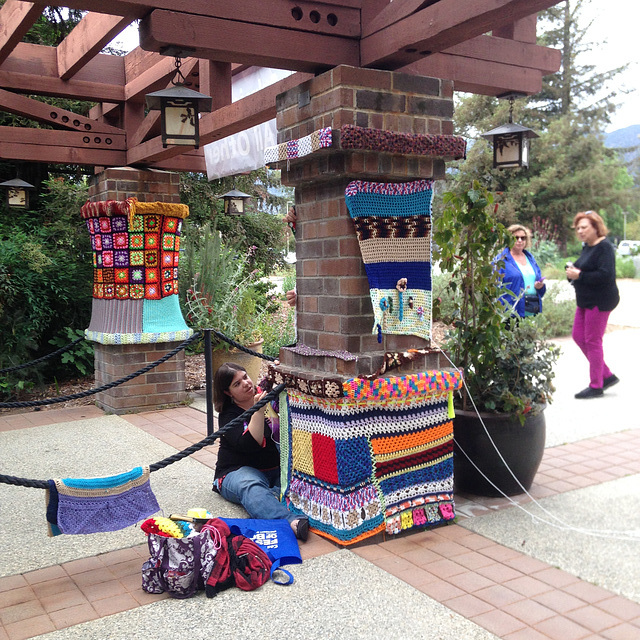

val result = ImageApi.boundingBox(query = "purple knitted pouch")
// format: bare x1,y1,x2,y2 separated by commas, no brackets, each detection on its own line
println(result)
52,466,160,534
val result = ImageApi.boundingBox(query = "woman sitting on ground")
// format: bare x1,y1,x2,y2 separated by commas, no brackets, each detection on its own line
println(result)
212,362,309,541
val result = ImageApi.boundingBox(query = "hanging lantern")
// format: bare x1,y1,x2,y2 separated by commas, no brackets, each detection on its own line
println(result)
145,49,213,149
221,188,252,215
481,94,538,169
0,177,35,209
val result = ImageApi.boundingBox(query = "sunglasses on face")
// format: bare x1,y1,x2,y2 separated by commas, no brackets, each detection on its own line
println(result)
514,236,527,241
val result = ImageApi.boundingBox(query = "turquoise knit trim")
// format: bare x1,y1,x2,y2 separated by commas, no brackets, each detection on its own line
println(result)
143,295,189,333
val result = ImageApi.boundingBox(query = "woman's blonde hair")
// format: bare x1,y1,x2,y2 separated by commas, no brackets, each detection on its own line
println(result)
573,211,608,237
507,224,532,249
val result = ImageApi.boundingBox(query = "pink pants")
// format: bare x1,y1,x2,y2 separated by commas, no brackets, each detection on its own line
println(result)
572,306,613,389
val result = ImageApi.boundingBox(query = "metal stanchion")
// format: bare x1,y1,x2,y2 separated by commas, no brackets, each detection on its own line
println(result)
204,329,214,436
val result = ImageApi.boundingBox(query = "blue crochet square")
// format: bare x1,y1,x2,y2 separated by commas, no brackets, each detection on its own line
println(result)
336,436,372,485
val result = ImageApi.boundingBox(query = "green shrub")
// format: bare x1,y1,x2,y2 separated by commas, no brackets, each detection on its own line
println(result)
616,257,636,279
530,283,575,339
48,327,95,377
257,301,296,357
282,272,296,296
0,178,93,398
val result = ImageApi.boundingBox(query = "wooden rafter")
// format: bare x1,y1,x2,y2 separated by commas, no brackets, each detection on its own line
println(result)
0,1,42,65
360,0,561,69
57,12,141,80
0,0,564,171
139,10,360,73
0,87,124,133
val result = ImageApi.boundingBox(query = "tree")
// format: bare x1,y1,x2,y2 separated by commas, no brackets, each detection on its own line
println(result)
535,0,629,128
441,0,637,246
180,170,293,275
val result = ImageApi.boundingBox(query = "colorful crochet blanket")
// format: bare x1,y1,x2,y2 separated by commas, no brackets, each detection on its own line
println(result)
45,466,160,536
345,179,433,342
280,371,462,545
81,199,192,344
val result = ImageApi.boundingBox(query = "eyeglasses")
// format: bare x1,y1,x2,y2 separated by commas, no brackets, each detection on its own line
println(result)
514,236,527,241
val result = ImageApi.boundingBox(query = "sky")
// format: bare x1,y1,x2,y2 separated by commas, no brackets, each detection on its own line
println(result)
578,0,639,132
110,1,638,133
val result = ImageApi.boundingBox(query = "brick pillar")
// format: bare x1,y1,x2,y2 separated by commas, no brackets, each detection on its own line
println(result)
86,167,189,414
272,65,460,378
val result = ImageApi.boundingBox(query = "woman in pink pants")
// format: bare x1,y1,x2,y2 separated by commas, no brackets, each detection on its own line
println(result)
565,211,620,399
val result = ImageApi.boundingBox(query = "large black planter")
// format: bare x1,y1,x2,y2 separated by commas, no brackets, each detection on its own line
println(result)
453,408,546,497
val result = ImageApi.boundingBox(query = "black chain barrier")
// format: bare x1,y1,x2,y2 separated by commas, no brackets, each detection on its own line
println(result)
210,329,277,361
0,331,203,409
0,383,286,490
0,337,85,374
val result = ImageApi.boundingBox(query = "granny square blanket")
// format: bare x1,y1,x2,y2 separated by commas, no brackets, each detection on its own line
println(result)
81,199,192,344
345,180,433,342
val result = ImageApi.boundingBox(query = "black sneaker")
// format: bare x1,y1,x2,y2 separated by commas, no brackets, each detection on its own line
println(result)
603,374,620,389
575,387,604,399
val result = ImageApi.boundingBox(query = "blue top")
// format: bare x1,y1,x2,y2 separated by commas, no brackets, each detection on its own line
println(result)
497,248,546,318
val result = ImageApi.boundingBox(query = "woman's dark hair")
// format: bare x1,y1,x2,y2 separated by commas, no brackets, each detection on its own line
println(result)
213,362,247,413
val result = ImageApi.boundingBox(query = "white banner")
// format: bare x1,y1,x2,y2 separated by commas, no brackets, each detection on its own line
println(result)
204,67,293,180
205,119,277,180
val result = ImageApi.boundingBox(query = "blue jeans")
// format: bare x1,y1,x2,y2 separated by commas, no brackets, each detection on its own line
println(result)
219,466,297,524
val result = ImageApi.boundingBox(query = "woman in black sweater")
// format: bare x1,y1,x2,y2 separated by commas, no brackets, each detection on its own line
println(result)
212,362,308,541
566,211,620,399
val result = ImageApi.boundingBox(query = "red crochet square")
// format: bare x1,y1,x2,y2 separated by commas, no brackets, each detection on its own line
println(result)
144,233,160,250
145,283,161,300
163,216,180,233
311,433,339,484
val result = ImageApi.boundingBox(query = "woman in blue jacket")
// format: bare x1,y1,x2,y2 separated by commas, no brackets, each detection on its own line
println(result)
497,224,546,319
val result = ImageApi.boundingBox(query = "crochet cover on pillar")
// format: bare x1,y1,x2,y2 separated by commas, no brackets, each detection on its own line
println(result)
81,198,193,344
277,371,463,545
345,179,433,342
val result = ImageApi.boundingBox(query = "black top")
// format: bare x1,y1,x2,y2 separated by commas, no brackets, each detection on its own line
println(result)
213,402,280,480
572,239,620,311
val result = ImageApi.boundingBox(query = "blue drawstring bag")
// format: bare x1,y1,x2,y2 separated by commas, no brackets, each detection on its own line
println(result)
221,518,302,585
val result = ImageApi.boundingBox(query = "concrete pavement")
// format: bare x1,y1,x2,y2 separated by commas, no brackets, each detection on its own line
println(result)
0,281,639,639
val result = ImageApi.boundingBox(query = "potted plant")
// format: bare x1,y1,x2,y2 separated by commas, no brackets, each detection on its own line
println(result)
182,224,267,383
434,183,559,496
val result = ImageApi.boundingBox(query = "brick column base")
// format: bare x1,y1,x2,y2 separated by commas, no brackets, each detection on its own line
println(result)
94,343,186,414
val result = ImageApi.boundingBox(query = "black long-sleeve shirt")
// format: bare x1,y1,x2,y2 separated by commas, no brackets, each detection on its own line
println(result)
213,402,280,481
572,239,620,311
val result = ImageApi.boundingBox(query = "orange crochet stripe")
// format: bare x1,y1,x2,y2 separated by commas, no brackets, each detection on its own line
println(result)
371,420,453,455
309,523,386,546
374,433,453,462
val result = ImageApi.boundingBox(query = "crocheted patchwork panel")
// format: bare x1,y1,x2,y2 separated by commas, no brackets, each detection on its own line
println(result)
345,179,433,342
282,387,455,545
85,212,182,301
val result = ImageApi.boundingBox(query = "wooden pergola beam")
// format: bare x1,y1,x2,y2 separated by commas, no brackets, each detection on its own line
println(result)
33,0,361,37
0,87,125,134
0,125,127,165
139,9,359,73
403,54,545,96
0,42,125,101
442,34,561,75
57,12,141,80
0,1,42,65
361,0,561,69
